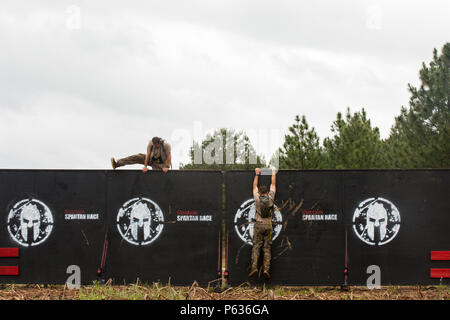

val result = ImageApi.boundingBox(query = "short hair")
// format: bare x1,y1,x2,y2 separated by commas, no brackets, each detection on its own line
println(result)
258,185,268,194
152,137,161,144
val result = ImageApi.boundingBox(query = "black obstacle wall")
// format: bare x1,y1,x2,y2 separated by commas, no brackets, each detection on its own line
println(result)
226,170,345,286
0,170,106,284
104,170,222,286
1,169,448,286
226,169,450,286
343,170,450,285
0,170,222,286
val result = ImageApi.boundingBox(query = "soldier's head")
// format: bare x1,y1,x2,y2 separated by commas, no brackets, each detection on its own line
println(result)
152,137,162,147
258,185,269,195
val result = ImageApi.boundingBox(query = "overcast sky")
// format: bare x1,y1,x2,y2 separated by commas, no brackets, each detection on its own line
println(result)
0,0,449,169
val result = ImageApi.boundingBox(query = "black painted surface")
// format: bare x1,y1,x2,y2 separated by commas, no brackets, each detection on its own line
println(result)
104,170,222,286
0,170,222,285
0,169,448,286
0,170,106,284
226,170,345,286
343,170,450,285
226,169,449,286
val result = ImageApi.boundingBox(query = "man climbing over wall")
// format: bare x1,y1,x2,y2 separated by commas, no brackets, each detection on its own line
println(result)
249,167,277,279
110,137,172,173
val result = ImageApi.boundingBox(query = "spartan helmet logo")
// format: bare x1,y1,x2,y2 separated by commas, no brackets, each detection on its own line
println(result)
234,198,283,245
20,203,41,242
353,198,401,246
7,198,54,247
116,197,164,246
366,202,388,242
130,202,151,242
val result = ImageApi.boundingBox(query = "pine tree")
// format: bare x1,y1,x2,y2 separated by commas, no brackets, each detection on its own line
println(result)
278,115,323,169
323,108,384,169
180,128,265,170
385,43,450,168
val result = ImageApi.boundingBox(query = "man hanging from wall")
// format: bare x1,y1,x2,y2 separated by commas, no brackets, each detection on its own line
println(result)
249,167,277,279
110,137,172,173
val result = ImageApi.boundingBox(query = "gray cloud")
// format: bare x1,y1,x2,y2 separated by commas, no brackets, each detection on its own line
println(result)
0,0,449,169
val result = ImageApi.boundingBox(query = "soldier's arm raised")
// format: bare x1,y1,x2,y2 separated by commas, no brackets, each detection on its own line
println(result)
270,168,276,193
253,168,261,196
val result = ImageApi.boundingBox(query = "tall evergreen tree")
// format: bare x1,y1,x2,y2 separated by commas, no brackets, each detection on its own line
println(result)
323,108,384,169
180,128,265,170
278,115,323,169
385,43,450,168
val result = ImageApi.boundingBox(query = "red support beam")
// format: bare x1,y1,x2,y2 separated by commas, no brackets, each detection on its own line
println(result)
0,248,19,258
430,268,450,279
0,248,20,276
0,266,19,276
431,251,450,261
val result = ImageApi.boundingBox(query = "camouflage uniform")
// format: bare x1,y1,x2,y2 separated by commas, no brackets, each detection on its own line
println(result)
251,190,275,273
116,140,171,170
251,222,272,272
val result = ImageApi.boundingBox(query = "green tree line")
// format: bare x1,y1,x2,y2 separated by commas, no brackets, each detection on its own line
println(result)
181,43,449,170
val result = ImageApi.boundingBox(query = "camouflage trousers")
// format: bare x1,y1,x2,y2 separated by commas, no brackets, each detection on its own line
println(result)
116,153,167,170
251,222,272,272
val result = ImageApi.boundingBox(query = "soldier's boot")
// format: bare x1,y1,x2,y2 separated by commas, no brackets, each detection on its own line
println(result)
248,257,259,278
262,257,271,279
110,157,118,170
248,268,258,278
262,253,271,279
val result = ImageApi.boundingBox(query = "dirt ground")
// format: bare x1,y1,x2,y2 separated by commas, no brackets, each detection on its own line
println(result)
0,282,448,300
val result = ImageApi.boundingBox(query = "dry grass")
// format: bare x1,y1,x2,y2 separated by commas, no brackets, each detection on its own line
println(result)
0,281,448,300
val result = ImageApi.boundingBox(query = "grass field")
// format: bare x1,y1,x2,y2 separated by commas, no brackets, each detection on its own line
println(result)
0,281,448,300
